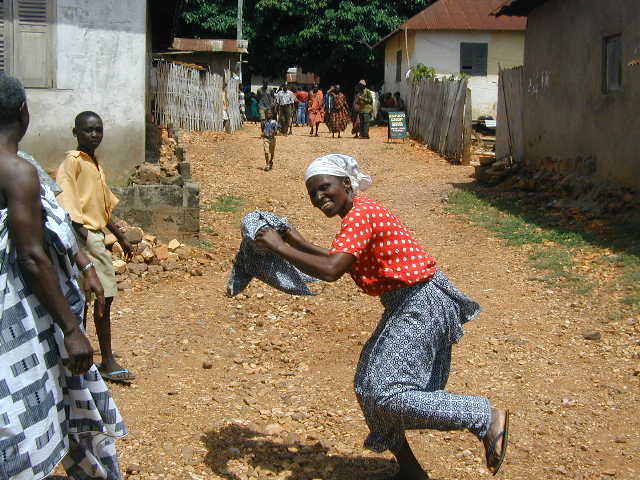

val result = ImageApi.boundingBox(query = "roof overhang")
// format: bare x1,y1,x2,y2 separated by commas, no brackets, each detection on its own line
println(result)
169,37,248,54
493,0,548,16
374,0,527,48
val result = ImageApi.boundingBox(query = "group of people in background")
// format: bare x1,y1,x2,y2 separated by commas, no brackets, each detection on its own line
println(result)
244,80,405,139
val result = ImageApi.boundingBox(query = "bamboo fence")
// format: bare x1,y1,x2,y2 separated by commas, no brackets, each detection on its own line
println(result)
225,70,242,132
151,61,240,132
407,77,472,163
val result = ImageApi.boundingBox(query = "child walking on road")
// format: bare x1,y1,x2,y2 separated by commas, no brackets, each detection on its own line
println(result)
255,154,510,479
261,110,279,171
56,111,136,384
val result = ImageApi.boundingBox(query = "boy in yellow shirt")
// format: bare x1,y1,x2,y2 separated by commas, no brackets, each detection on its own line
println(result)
56,111,135,384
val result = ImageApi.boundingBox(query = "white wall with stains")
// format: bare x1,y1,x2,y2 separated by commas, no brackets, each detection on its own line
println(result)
384,30,524,119
20,0,147,185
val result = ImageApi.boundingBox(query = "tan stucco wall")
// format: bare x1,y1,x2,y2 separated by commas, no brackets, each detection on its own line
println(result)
488,31,525,75
383,31,416,102
19,0,147,186
522,0,640,189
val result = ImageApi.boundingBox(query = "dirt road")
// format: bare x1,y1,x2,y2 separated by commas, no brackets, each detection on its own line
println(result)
99,124,639,480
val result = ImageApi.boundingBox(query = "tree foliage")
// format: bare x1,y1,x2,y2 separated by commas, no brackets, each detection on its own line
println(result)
178,0,433,87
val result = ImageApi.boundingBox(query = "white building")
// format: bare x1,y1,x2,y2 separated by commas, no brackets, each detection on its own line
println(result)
376,0,526,119
0,0,181,184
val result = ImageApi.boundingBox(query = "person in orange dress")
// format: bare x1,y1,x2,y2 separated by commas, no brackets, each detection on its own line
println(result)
308,84,324,137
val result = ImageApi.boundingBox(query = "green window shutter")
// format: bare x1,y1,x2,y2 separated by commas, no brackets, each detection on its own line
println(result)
460,42,487,76
472,43,487,76
13,0,51,87
460,43,473,74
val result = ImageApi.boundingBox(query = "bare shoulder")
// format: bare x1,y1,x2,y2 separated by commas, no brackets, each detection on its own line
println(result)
0,153,39,195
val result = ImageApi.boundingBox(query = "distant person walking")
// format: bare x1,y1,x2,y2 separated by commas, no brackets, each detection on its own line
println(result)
295,86,310,126
276,84,296,135
257,81,273,124
354,80,374,139
327,85,350,138
247,91,260,123
308,84,324,137
261,110,279,171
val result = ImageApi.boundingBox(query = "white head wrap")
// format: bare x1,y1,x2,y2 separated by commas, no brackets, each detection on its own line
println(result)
303,154,373,193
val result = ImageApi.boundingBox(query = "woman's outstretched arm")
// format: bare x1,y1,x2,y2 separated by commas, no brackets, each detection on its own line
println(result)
256,227,355,282
282,226,330,256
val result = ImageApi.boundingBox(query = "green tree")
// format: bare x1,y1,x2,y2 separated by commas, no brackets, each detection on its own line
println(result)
178,0,433,87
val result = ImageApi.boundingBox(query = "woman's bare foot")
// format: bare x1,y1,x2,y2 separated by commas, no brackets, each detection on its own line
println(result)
483,408,510,475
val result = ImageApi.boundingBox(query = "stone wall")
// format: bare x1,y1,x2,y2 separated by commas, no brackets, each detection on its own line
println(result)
111,180,200,241
111,128,200,241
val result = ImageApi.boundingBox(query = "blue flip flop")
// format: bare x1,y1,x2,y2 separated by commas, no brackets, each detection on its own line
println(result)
97,364,135,384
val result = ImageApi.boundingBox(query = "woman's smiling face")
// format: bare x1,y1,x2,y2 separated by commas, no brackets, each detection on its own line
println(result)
305,174,353,218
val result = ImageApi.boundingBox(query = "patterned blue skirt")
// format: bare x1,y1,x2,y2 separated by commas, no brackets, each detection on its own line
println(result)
354,270,491,453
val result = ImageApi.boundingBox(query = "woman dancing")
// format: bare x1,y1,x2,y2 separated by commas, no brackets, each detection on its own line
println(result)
255,154,510,479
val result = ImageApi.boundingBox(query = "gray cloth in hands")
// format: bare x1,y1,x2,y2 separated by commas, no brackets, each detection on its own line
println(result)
227,211,318,296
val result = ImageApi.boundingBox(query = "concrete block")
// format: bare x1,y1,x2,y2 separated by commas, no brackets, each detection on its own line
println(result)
161,175,184,187
183,183,200,208
137,185,183,207
112,186,137,208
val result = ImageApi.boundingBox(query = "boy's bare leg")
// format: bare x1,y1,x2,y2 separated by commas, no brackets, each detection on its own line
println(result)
95,297,134,381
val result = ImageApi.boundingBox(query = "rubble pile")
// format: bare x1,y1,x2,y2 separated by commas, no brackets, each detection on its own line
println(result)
106,220,211,291
128,127,185,186
501,168,639,221
474,154,519,186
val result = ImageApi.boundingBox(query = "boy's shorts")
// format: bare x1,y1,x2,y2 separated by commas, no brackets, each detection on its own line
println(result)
263,136,276,157
79,229,118,299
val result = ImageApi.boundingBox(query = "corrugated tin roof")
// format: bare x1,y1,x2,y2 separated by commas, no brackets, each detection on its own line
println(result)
170,38,248,54
493,0,548,16
376,0,526,46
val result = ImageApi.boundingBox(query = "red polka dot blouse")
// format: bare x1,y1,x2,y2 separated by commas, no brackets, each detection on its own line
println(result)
330,196,437,296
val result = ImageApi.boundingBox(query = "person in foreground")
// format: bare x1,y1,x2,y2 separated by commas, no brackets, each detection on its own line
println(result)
255,153,510,479
56,111,135,384
0,73,126,479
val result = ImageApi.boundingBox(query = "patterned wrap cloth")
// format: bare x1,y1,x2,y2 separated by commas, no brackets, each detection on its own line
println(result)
354,270,491,453
227,211,318,296
0,184,126,480
326,93,350,133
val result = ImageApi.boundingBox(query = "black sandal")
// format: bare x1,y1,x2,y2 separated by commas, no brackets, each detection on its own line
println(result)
486,410,510,475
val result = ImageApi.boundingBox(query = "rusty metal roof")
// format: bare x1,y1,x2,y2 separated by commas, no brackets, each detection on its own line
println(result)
376,0,526,46
170,38,248,54
493,0,548,16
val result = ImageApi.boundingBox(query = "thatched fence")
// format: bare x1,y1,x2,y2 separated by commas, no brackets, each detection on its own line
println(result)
407,77,472,163
151,61,241,133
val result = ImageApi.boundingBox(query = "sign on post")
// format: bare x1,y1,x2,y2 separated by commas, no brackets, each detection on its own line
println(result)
387,111,407,141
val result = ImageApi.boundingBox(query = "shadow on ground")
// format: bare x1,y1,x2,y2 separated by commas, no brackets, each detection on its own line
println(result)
201,424,402,480
449,180,640,258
